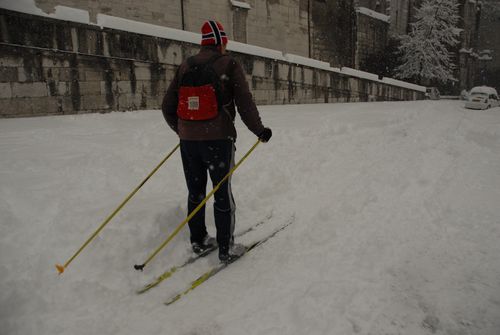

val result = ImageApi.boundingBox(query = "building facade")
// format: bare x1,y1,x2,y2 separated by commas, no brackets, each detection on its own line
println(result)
33,0,357,67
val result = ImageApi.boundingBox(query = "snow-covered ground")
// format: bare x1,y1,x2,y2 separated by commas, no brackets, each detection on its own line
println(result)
1,101,499,335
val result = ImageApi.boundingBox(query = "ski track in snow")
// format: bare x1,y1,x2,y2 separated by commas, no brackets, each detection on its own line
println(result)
1,101,500,335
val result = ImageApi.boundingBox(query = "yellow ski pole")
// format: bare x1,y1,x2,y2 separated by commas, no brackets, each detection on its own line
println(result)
134,139,261,271
56,143,180,275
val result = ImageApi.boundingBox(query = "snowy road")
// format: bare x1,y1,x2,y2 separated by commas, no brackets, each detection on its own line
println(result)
1,100,499,335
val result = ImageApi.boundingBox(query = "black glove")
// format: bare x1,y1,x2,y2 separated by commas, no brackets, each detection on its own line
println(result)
258,128,272,143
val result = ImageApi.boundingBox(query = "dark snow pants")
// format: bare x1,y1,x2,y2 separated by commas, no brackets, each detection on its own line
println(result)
180,140,236,251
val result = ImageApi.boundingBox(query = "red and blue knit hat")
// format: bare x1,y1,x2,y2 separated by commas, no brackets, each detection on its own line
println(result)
201,20,228,46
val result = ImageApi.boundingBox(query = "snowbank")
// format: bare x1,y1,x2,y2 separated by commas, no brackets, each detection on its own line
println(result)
1,101,500,335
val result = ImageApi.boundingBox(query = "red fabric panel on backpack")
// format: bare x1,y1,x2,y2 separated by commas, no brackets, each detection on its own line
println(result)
177,85,218,121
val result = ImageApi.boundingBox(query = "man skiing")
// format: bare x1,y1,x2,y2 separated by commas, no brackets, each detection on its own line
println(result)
162,20,272,263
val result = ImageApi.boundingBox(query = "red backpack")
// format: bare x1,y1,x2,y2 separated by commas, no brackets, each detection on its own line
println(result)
177,54,224,121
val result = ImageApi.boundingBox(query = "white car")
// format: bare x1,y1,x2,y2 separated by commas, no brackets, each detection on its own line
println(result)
465,86,499,110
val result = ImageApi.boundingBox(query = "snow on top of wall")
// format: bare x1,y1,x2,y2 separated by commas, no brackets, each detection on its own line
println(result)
230,0,251,9
381,77,426,92
52,5,89,23
228,41,286,61
336,67,381,81
0,0,90,24
96,14,200,44
356,7,390,23
1,2,425,93
329,67,426,92
284,54,331,70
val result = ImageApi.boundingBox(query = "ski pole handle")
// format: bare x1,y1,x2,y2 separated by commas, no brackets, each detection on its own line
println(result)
56,143,180,275
134,139,261,271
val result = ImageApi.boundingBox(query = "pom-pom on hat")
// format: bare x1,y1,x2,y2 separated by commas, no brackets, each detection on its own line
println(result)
201,20,228,46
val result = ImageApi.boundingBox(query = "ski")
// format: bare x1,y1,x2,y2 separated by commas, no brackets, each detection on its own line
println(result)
137,214,272,294
164,216,294,306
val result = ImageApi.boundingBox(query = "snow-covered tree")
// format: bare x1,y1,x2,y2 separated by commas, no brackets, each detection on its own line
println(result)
395,0,461,84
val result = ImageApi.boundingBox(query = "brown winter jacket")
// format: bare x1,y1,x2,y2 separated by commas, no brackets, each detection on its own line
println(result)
162,46,265,141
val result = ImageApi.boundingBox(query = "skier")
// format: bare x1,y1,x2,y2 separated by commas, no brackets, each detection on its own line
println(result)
161,20,272,263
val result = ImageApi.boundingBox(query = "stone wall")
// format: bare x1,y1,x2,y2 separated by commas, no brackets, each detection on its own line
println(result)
0,9,423,118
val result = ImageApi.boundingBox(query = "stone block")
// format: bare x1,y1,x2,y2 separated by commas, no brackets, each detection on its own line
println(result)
349,78,358,91
118,94,143,110
109,67,128,81
81,95,110,111
0,98,25,117
128,94,144,109
87,30,102,55
59,96,76,114
117,94,129,110
136,81,149,94
85,69,104,81
18,66,44,82
100,80,117,95
78,81,101,95
18,68,28,82
302,68,313,85
0,67,18,82
77,68,87,81
116,81,132,94
42,57,70,68
159,43,184,66
253,89,270,104
58,68,72,81
134,66,151,81
31,97,62,116
44,67,60,80
58,82,70,96
0,57,24,67
0,83,12,98
252,60,266,77
261,79,277,91
12,82,48,98
164,66,177,82
146,97,162,108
